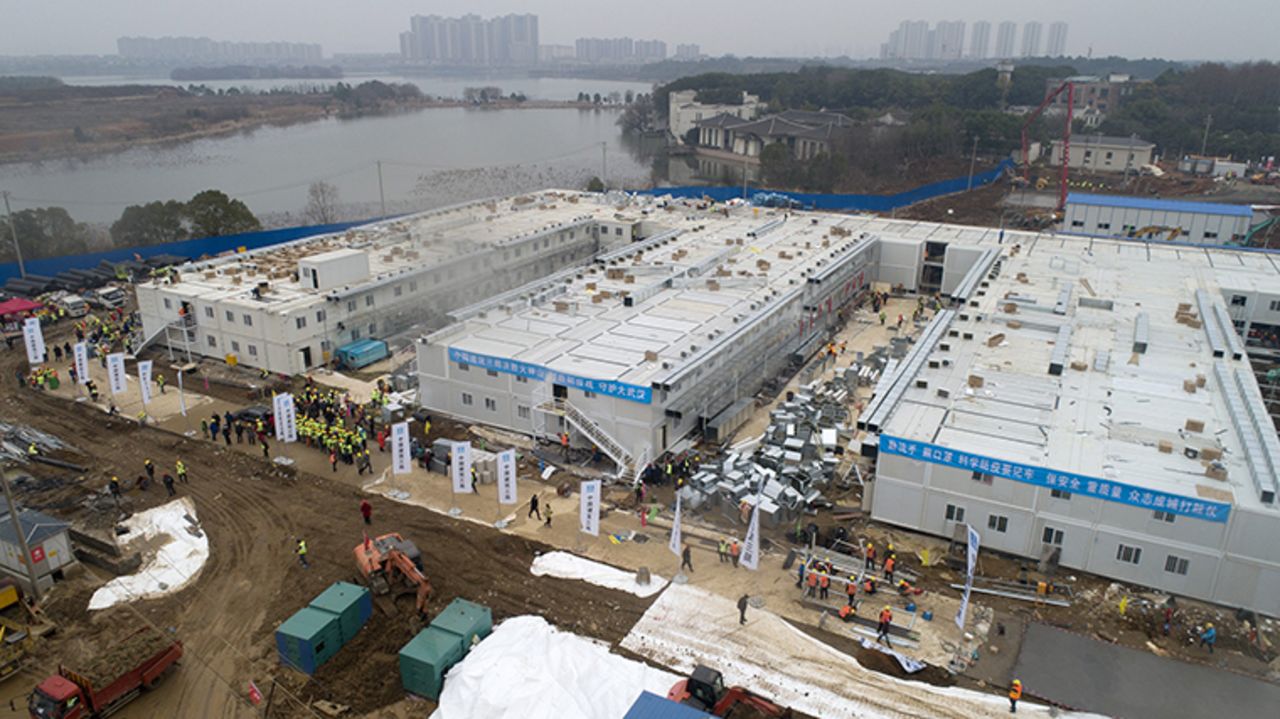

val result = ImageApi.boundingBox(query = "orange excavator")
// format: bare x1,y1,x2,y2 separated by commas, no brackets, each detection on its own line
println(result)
353,533,432,619
668,665,792,717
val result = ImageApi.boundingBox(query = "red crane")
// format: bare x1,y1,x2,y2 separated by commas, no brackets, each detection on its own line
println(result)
1020,80,1075,212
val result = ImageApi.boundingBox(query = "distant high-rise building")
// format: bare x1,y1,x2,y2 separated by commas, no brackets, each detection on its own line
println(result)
634,40,667,61
400,13,538,66
935,20,966,59
575,37,665,64
969,21,991,59
995,21,1017,58
1021,21,1043,57
117,36,322,62
674,44,701,60
1047,21,1069,57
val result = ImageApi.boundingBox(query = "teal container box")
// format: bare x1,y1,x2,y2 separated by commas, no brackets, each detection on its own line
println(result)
309,581,373,643
430,598,493,649
276,607,343,674
399,626,465,700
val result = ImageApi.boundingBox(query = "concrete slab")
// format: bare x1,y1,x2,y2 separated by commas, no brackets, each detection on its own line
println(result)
1012,623,1280,719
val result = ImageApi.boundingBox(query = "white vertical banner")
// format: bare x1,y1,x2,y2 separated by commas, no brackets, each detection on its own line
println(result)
73,342,89,385
273,393,298,443
579,479,601,537
106,353,127,395
956,524,981,630
176,370,188,417
740,502,761,570
391,421,411,475
22,318,44,365
668,493,683,557
497,449,518,505
450,441,472,493
137,360,153,405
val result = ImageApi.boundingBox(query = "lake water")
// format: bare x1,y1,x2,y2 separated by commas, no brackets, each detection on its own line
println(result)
0,104,661,225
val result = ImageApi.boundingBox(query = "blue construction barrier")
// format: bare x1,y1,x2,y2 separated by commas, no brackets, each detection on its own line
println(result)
0,219,372,285
635,158,1015,211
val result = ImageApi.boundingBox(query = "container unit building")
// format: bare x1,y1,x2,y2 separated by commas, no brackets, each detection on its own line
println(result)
135,192,649,375
863,229,1280,617
1063,193,1254,245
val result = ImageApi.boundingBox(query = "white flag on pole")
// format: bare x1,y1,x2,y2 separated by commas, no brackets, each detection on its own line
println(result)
956,524,981,630
137,360,153,405
176,371,188,417
668,493,683,557
22,318,44,366
273,393,298,443
106,353,127,395
579,479,601,537
497,449,518,504
740,502,761,570
391,422,411,475
73,342,89,385
450,441,472,493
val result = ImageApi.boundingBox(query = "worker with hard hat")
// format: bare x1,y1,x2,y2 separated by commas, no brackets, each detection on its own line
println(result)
1009,679,1022,713
1199,623,1217,653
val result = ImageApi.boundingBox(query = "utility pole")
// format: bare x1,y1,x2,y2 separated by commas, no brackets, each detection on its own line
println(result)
966,135,980,191
600,142,608,191
376,161,387,217
1,463,42,601
2,191,26,279
1200,113,1213,157
742,156,749,200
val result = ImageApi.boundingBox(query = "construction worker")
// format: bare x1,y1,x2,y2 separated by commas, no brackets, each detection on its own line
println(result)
529,492,541,521
360,499,372,525
818,571,831,600
737,594,749,625
879,310,886,326
897,579,923,596
296,539,309,568
863,576,877,594
544,502,553,527
805,569,819,597
156,374,166,394
838,603,856,623
883,555,896,584
560,432,570,459
175,459,188,483
864,542,876,571
681,542,693,573
162,473,176,497
108,476,121,502
26,442,39,457
1008,679,1022,713
261,437,271,460
877,606,893,647
729,539,741,568
143,458,155,482
846,575,858,604
718,538,729,563
1200,623,1217,653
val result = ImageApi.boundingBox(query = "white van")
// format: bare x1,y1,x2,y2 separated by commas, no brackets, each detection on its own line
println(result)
88,286,127,310
59,294,90,318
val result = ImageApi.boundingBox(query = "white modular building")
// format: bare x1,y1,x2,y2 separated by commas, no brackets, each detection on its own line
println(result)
1064,193,1254,245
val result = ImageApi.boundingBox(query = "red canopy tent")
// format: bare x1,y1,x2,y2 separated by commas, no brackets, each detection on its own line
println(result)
0,298,42,317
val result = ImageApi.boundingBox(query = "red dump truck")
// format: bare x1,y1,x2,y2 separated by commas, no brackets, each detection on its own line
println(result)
28,626,182,719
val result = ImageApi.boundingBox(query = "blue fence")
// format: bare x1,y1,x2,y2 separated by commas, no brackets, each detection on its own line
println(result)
0,219,372,284
635,158,1015,211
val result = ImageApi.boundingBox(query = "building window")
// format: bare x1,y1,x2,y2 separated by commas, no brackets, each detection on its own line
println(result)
1203,231,1218,240
163,298,172,309
231,341,241,352
1105,151,1114,160
296,317,307,329
1230,295,1247,307
1042,527,1063,545
1270,300,1280,312
243,314,252,326
457,362,470,372
945,504,965,523
410,281,418,293
615,227,623,236
347,299,356,312
316,309,326,322
1051,489,1072,500
247,344,258,356
1164,555,1189,576
365,295,374,307
1116,544,1142,565
206,335,217,348
1071,220,1085,227
515,376,529,384
226,310,235,322
394,285,403,297
1153,510,1175,523
1097,222,1111,230
517,405,530,419
486,370,499,378
367,322,376,336
987,514,1009,533
204,306,214,318
583,390,598,399
461,393,473,406
484,398,497,411
970,471,993,484
351,328,361,340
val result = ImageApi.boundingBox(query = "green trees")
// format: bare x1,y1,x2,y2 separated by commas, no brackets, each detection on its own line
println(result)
0,207,91,263
110,190,260,248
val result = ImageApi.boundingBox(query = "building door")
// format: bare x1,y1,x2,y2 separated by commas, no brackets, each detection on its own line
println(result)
553,384,568,400
299,347,312,369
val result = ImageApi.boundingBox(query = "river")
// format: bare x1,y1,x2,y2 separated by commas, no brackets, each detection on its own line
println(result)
1,76,663,225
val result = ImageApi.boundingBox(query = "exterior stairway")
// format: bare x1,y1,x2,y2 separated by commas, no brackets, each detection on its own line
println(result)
535,397,647,482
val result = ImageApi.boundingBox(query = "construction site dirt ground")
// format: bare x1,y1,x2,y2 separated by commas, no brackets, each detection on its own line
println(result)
3,298,1279,718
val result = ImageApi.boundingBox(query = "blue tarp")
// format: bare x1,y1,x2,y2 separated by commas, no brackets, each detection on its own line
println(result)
635,158,1015,211
0,219,371,285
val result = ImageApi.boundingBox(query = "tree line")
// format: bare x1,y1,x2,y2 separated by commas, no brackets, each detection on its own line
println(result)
1,190,261,265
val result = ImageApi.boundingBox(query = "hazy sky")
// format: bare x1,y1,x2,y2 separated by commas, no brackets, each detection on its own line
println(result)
4,0,1275,62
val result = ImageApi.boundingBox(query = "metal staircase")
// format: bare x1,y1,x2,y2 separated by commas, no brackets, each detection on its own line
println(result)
534,396,646,482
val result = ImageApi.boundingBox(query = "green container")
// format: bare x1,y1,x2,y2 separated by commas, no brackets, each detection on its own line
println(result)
399,626,464,701
309,582,373,643
48,377,60,390
430,598,493,650
276,607,343,674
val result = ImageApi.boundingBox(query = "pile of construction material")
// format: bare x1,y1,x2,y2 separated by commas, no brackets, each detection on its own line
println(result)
681,378,854,525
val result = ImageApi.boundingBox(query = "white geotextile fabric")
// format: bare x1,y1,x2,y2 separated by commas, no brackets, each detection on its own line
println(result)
430,615,678,719
530,551,667,598
89,497,209,610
